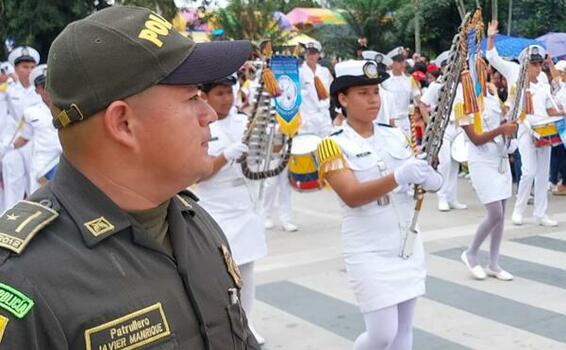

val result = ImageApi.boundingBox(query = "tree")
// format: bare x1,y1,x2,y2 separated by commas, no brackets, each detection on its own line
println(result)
213,0,291,46
338,0,401,53
0,0,94,60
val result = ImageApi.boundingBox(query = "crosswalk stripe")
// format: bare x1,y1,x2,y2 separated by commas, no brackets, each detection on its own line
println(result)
252,300,354,349
292,271,566,349
434,247,566,290
499,240,566,271
427,254,566,315
514,234,566,254
257,280,469,350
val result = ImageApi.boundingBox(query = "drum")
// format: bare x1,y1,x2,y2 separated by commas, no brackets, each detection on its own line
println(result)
288,134,323,192
531,117,564,148
451,132,468,163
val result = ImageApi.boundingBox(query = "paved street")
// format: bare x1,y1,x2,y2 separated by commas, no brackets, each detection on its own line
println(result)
252,178,566,350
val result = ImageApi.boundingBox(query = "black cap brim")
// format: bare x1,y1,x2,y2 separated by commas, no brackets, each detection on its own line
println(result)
330,73,390,96
14,56,37,65
160,40,250,85
530,54,544,64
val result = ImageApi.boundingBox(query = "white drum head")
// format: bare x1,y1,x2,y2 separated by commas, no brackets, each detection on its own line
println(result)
291,134,322,155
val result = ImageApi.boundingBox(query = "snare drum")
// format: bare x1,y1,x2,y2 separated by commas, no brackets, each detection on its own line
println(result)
531,117,563,148
288,134,323,192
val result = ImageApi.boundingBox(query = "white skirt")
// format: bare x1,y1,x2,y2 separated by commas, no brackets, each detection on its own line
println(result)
343,230,426,313
469,159,512,204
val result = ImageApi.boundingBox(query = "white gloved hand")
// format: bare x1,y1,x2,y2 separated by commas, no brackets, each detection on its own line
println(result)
393,157,431,187
421,169,443,192
223,142,249,161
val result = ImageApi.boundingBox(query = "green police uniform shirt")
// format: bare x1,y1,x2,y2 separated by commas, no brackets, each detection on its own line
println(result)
0,157,260,349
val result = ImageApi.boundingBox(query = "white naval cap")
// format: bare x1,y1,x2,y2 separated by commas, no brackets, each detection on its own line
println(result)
29,64,48,86
330,60,389,96
361,50,393,66
304,41,322,52
7,46,40,66
406,58,415,67
555,60,566,72
0,61,14,75
432,50,450,67
386,46,406,61
518,45,546,63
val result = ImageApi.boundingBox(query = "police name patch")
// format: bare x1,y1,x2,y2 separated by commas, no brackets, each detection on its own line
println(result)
0,200,58,254
0,283,34,319
85,303,171,350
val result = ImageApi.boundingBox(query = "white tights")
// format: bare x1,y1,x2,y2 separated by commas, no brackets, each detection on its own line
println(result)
353,298,418,350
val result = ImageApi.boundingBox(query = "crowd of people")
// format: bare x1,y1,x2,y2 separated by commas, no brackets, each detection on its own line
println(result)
0,5,565,350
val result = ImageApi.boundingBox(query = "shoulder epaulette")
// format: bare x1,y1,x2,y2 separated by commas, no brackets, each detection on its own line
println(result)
330,129,344,136
377,123,393,128
0,200,59,255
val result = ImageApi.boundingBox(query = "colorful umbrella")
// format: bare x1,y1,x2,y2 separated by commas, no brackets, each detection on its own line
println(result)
286,8,346,26
284,33,317,46
480,34,544,60
273,11,293,32
536,32,566,59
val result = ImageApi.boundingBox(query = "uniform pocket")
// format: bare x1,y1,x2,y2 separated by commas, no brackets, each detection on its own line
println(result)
225,304,261,350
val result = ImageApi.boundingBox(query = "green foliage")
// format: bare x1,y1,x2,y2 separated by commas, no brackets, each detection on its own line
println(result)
118,0,178,20
214,0,291,46
0,0,93,61
338,0,400,52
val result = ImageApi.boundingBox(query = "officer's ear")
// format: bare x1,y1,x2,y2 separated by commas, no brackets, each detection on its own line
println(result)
337,90,349,110
102,100,137,149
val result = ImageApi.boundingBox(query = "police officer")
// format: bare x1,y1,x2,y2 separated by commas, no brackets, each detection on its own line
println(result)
196,74,267,344
0,6,259,349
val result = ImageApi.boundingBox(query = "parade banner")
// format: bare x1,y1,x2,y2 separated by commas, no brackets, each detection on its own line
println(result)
270,56,302,137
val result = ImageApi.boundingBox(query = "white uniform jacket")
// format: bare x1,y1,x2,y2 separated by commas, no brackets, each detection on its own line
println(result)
195,112,267,265
299,62,333,136
328,122,426,312
23,102,62,192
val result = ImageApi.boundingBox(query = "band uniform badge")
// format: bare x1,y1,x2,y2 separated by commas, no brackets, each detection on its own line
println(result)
220,245,242,289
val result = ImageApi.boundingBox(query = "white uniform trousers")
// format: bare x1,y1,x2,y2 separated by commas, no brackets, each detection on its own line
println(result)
2,143,32,210
263,167,293,224
513,133,551,219
436,122,460,203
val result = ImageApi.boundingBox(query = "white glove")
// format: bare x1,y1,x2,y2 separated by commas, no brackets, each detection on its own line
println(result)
393,158,431,187
421,170,443,193
223,142,249,161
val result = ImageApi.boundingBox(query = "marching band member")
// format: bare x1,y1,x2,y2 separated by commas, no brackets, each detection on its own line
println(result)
486,22,561,226
381,46,421,138
195,75,267,344
459,79,518,280
299,41,333,137
419,54,468,211
511,47,562,226
1,46,42,211
549,60,566,195
22,64,62,193
317,60,442,350
361,50,395,126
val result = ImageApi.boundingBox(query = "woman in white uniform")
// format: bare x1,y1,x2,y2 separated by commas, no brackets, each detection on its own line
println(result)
195,75,267,344
459,80,518,281
317,60,442,350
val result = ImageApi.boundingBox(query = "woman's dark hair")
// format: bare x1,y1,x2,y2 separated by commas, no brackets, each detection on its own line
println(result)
331,88,349,118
